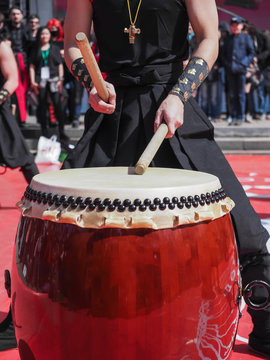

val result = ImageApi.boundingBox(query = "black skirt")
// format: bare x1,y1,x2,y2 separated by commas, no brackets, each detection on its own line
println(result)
0,101,35,169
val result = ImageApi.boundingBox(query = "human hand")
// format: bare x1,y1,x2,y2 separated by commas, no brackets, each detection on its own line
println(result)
57,80,63,94
154,94,184,138
89,81,116,114
32,82,39,95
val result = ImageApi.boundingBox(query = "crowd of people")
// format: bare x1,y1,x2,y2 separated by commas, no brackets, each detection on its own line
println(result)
191,16,270,125
0,6,87,143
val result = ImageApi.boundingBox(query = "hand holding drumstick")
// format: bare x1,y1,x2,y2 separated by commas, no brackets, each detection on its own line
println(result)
75,32,169,174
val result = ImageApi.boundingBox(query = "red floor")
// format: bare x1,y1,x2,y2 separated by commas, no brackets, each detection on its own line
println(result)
1,156,270,359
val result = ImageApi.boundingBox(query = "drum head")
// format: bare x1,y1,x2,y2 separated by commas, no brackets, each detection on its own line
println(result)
18,167,234,229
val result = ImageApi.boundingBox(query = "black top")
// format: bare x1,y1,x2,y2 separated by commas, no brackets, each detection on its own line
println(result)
92,0,189,73
4,22,30,58
29,43,62,82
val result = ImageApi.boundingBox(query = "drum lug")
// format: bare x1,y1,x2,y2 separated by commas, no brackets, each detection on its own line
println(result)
4,269,11,298
243,280,270,310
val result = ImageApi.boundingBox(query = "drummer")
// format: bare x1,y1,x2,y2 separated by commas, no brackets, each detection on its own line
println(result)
62,0,270,355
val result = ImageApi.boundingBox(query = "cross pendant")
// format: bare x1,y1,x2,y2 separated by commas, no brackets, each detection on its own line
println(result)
124,24,141,44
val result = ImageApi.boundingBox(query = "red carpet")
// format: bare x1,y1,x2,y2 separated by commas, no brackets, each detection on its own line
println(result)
0,156,270,359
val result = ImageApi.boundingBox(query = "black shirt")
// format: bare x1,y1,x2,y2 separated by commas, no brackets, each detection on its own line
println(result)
29,43,62,82
92,0,189,73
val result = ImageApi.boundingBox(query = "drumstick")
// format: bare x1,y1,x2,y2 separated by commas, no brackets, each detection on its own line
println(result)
75,32,109,103
135,123,168,175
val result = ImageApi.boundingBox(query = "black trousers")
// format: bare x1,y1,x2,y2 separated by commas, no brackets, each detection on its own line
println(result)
37,84,65,137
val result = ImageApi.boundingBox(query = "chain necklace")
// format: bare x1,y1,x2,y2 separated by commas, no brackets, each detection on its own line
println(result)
124,0,142,44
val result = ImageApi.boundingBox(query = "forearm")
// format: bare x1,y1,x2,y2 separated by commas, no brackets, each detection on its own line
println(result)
191,37,218,71
0,78,18,105
1,78,18,95
29,65,36,85
59,64,64,79
64,0,93,70
170,0,218,104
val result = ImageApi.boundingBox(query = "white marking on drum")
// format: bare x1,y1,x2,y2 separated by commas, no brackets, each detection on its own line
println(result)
240,298,246,312
249,173,257,177
236,335,248,344
230,270,236,282
196,269,240,360
254,185,270,190
243,185,252,191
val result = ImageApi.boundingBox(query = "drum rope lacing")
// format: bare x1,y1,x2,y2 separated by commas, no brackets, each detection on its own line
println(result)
23,185,227,213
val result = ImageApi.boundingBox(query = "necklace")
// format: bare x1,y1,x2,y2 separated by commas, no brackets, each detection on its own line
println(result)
124,0,142,44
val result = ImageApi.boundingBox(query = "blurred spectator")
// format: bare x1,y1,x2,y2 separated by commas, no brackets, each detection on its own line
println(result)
221,17,255,125
46,18,65,127
27,14,40,49
5,7,29,64
4,6,30,126
47,18,83,128
246,24,270,120
263,30,270,120
217,22,231,120
29,26,69,142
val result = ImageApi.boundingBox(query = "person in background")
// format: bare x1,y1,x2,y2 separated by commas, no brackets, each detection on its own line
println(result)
26,14,40,52
4,6,30,127
221,17,255,126
216,22,230,121
246,23,270,120
47,18,83,128
29,26,69,142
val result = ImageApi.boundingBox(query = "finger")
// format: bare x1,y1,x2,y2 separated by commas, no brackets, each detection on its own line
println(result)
154,109,163,133
165,123,175,138
106,83,116,107
90,94,115,113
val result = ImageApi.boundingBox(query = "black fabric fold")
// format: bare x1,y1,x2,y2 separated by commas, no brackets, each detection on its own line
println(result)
0,101,35,169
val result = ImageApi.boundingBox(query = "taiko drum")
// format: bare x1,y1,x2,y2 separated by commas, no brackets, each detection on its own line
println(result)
12,167,239,360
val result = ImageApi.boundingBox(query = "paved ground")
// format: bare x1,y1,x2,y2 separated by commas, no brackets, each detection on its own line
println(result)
21,114,270,153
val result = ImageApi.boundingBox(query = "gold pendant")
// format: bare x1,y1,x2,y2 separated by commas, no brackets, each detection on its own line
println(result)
124,24,141,44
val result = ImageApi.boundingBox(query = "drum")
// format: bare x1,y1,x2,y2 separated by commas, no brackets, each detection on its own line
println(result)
12,167,239,360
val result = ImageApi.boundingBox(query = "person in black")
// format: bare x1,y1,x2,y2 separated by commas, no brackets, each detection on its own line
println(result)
0,32,38,184
67,0,268,356
3,6,31,127
29,26,69,142
221,17,256,126
0,31,39,353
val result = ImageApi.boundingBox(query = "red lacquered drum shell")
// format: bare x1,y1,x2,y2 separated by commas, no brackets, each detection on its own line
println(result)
12,168,239,360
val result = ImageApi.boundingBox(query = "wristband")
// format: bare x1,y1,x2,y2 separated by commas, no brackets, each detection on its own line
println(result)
71,57,92,91
0,88,10,105
170,57,209,103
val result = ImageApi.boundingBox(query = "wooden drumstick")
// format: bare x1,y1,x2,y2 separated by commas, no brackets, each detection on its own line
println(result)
75,32,109,103
135,123,168,175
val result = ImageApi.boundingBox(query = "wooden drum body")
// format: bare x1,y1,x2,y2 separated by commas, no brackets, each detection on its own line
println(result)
12,168,239,360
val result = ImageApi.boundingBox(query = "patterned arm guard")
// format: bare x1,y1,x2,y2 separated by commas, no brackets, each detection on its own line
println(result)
170,57,209,103
71,57,92,91
0,88,10,105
